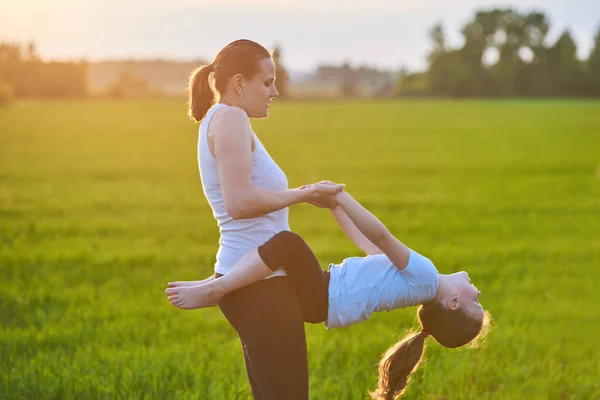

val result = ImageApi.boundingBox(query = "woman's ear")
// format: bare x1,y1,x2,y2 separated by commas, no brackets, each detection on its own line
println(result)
447,293,459,311
231,74,244,90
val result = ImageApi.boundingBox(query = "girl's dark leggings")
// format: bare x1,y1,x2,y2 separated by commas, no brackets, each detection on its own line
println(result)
257,230,329,324
217,231,329,400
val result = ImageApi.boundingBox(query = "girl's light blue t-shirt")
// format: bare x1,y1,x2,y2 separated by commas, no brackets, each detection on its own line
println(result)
326,249,439,329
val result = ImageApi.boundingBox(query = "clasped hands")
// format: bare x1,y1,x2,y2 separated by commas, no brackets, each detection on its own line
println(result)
299,180,345,209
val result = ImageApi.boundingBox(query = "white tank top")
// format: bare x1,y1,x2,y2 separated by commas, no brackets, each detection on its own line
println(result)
198,103,289,278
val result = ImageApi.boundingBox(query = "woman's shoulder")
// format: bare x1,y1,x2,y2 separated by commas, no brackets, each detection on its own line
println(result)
210,105,250,132
204,106,253,152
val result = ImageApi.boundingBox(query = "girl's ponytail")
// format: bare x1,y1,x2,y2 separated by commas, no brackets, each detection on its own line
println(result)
187,64,215,122
370,330,428,400
370,302,489,399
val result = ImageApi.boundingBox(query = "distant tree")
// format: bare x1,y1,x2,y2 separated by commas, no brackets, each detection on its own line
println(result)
427,22,477,97
106,69,149,98
0,41,88,98
456,10,505,96
396,69,430,96
547,30,581,96
26,41,39,62
427,23,449,95
0,42,23,63
272,45,289,98
493,9,526,96
0,43,23,95
586,26,600,96
515,11,551,96
428,22,446,60
522,11,550,59
0,73,14,105
417,8,599,98
340,62,359,97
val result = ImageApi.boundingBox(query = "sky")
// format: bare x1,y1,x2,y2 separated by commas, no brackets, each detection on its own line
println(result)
1,0,598,73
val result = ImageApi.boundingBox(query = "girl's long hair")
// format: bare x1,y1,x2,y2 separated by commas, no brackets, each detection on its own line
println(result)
371,305,491,399
370,330,427,400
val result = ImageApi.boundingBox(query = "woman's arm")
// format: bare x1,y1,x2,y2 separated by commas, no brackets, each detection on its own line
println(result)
335,191,410,271
211,107,343,219
329,206,383,255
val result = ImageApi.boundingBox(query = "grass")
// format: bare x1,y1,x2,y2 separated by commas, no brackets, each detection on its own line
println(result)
1,99,599,399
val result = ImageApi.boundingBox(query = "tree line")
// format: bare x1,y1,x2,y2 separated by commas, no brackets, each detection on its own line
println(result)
400,9,600,97
1,8,599,104
0,42,87,103
0,43,289,104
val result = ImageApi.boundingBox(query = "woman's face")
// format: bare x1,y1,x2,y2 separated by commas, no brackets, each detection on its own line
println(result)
240,57,279,118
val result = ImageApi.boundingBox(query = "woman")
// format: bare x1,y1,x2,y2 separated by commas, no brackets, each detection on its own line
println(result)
167,188,490,400
185,39,344,400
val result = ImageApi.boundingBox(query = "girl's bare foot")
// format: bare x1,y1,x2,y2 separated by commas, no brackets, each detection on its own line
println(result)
167,276,214,288
165,284,222,310
167,280,205,288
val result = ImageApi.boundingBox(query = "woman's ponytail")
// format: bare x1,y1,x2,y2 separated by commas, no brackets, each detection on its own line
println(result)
370,331,427,400
187,64,215,122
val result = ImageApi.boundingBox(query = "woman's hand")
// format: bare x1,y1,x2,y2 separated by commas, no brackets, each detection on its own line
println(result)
299,181,345,208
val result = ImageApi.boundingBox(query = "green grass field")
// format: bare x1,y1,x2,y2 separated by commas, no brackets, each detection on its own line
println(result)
1,99,599,399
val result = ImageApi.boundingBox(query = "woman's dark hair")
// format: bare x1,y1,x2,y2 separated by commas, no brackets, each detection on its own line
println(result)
187,39,272,122
370,304,491,400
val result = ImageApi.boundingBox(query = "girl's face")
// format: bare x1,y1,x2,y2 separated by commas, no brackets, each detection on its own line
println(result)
446,271,484,318
240,57,278,119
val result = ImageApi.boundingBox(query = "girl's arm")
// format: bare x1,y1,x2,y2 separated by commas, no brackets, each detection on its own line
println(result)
335,191,410,271
329,206,383,255
212,107,343,219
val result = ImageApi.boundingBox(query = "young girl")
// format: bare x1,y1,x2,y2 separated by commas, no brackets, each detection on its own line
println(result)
166,189,490,399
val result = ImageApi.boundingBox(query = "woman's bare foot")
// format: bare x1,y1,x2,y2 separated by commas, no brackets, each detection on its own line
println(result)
165,284,222,310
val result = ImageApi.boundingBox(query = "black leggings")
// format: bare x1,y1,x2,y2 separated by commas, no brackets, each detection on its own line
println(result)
217,231,329,400
219,276,309,400
257,230,329,324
